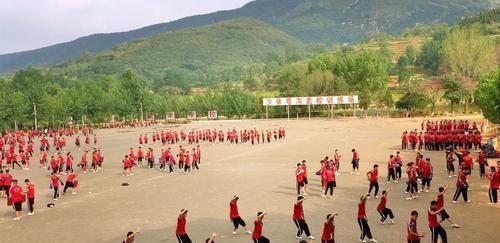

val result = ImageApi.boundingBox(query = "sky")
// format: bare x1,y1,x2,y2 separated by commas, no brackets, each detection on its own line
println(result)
0,0,254,55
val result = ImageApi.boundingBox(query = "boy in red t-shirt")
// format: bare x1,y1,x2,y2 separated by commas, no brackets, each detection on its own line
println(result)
25,179,35,215
176,209,191,243
9,179,24,220
229,195,251,235
377,188,394,224
252,212,269,243
321,212,338,243
407,211,424,243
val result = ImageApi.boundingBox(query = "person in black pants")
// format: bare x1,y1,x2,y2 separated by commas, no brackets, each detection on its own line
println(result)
377,189,394,224
486,166,498,204
293,196,315,240
428,201,447,243
357,195,378,242
452,169,470,203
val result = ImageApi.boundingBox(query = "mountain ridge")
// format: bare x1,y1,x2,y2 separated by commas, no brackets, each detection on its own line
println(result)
0,0,497,74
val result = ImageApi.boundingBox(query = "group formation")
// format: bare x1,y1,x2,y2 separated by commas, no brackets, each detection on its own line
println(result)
401,120,483,151
138,127,286,146
0,128,103,221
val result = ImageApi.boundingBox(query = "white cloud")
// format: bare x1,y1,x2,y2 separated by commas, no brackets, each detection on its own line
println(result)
0,0,253,54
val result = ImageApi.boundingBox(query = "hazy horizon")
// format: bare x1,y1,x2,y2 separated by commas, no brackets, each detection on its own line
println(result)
0,0,253,55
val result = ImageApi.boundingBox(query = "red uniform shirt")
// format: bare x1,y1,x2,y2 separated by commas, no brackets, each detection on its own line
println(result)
2,173,12,186
252,220,263,238
428,209,439,227
357,203,366,219
66,173,76,182
176,217,186,235
377,196,387,210
51,175,59,187
293,203,303,220
229,201,239,219
296,168,305,183
368,170,378,182
27,184,35,198
9,185,24,202
422,163,433,178
437,194,444,209
321,221,335,240
407,219,420,241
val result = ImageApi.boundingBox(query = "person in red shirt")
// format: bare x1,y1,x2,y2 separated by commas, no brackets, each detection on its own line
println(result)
301,160,309,191
366,164,379,198
460,151,473,175
122,155,131,177
476,150,487,178
80,150,88,173
176,209,191,243
386,155,397,183
334,149,341,174
322,161,336,199
395,151,403,180
146,148,154,169
321,212,338,243
452,168,470,203
486,166,499,204
296,163,306,196
293,196,315,240
184,151,191,174
137,147,144,167
252,212,269,243
436,186,460,228
229,195,251,235
25,179,35,215
63,170,78,195
192,148,199,171
2,169,13,198
357,195,377,242
428,201,447,243
420,158,433,193
407,211,424,243
9,179,24,220
50,172,61,200
377,188,394,224
351,149,360,175
405,163,418,200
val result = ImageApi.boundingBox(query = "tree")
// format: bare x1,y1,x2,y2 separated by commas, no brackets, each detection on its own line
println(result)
442,75,463,115
474,70,500,123
396,56,412,82
417,40,442,75
277,63,307,97
442,25,497,113
299,70,335,96
405,45,417,64
396,81,430,115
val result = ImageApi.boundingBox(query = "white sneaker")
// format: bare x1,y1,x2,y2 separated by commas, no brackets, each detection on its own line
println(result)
467,200,471,203
13,217,20,221
405,191,408,194
246,230,252,234
53,198,59,201
232,231,236,235
366,196,371,199
296,236,302,240
360,240,367,243
406,197,412,200
308,236,316,240
386,181,390,184
356,172,360,175
451,224,460,228
375,196,379,199
394,180,398,183
321,194,325,198
27,212,34,216
426,190,429,193
488,202,495,205
72,192,77,195
369,238,378,242
452,201,457,204
448,175,452,178
379,220,385,224
329,196,333,199
391,219,395,224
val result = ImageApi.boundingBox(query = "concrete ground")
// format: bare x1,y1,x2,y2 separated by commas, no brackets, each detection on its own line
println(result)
1,118,498,243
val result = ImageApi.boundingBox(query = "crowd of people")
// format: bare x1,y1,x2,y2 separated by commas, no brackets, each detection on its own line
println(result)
401,120,483,151
138,127,286,146
0,128,101,221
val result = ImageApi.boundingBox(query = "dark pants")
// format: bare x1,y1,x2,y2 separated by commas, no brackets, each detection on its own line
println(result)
377,208,394,222
357,218,373,240
396,167,402,179
430,225,447,243
27,197,34,213
479,164,485,177
489,188,498,203
53,186,59,199
63,182,74,193
231,217,246,230
453,185,468,202
176,234,192,243
252,237,270,243
293,219,311,237
368,182,379,196
192,160,199,170
387,168,396,181
325,181,335,196
148,159,154,168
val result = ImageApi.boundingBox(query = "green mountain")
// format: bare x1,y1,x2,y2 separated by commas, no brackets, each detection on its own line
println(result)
50,18,302,88
0,0,497,74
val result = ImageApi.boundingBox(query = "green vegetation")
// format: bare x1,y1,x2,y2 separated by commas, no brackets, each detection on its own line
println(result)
0,9,499,128
0,0,496,74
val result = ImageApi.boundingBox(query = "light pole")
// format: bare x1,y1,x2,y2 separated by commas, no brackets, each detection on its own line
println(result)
140,102,144,121
33,102,38,131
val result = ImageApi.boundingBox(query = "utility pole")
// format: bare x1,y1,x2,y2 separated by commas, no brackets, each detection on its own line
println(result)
140,102,144,121
33,102,38,131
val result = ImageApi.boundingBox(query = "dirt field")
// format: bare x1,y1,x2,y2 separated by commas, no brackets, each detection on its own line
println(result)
1,118,498,243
